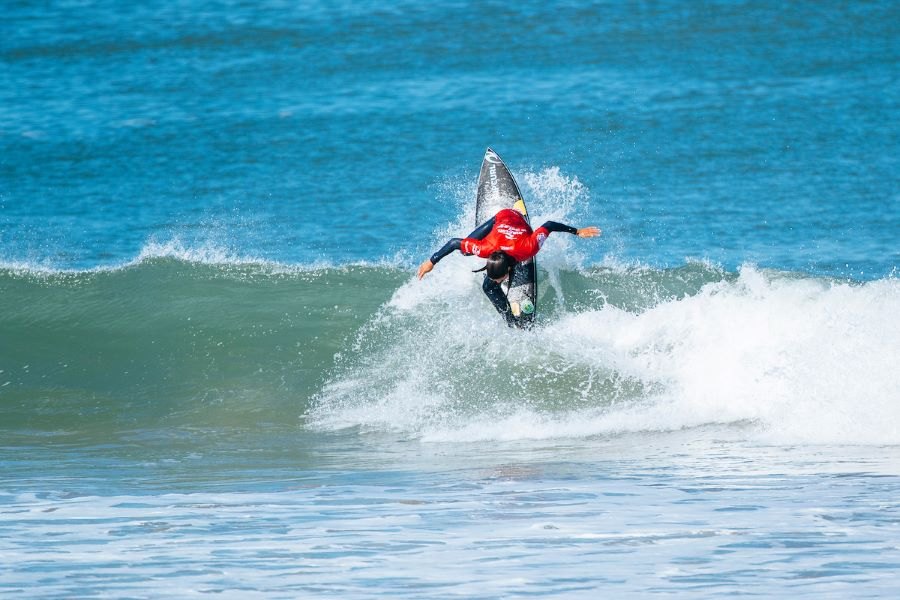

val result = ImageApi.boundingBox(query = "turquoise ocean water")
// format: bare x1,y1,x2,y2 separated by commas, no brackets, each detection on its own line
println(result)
2,1,900,597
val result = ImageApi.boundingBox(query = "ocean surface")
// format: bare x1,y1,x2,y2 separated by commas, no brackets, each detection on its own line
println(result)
2,0,899,597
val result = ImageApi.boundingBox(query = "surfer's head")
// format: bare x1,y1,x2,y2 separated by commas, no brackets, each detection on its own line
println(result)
473,251,517,282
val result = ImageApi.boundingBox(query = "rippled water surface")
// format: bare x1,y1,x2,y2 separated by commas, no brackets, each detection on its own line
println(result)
2,0,899,597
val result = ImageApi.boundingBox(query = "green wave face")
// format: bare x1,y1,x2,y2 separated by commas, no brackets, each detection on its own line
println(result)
1,260,407,432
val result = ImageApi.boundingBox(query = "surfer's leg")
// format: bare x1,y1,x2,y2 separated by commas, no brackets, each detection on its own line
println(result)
482,276,515,326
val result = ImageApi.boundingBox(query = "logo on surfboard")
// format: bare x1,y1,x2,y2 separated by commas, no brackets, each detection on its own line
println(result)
484,150,503,164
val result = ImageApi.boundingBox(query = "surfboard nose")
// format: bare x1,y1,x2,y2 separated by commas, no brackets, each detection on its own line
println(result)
484,147,503,164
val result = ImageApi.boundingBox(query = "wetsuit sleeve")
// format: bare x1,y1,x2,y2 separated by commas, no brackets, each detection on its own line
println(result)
466,216,496,240
531,221,578,250
539,221,578,235
429,238,462,264
430,216,497,263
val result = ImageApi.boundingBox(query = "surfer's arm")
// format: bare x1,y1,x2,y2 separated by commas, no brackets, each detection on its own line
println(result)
418,238,462,279
429,238,463,264
539,221,578,235
538,222,601,238
417,217,498,280
429,216,496,264
427,215,495,265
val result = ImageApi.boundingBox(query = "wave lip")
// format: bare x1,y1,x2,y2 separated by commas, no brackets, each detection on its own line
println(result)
0,236,415,279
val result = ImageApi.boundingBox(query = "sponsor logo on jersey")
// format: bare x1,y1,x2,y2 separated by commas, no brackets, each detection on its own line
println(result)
497,223,526,240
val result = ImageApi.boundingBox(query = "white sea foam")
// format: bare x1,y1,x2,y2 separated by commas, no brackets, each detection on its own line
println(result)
135,238,261,265
313,265,900,446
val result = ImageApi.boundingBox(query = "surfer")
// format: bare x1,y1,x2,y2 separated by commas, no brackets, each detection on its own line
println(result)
417,208,600,324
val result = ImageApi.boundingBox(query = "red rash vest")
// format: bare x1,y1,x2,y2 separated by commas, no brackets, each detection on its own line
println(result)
459,208,550,262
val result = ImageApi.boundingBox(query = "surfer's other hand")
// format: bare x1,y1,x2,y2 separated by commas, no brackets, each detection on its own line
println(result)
417,259,434,279
577,226,601,238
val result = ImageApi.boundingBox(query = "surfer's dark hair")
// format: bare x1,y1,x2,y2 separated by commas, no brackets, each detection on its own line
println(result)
472,251,517,280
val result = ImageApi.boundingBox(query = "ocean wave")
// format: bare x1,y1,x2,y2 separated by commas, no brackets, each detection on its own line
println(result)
4,238,898,446
310,264,900,446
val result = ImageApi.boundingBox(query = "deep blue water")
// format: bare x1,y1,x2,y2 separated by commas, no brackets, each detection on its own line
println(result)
2,0,897,275
2,1,900,597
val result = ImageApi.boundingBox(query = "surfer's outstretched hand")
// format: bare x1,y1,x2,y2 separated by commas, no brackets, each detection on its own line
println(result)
417,259,434,279
577,226,601,238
